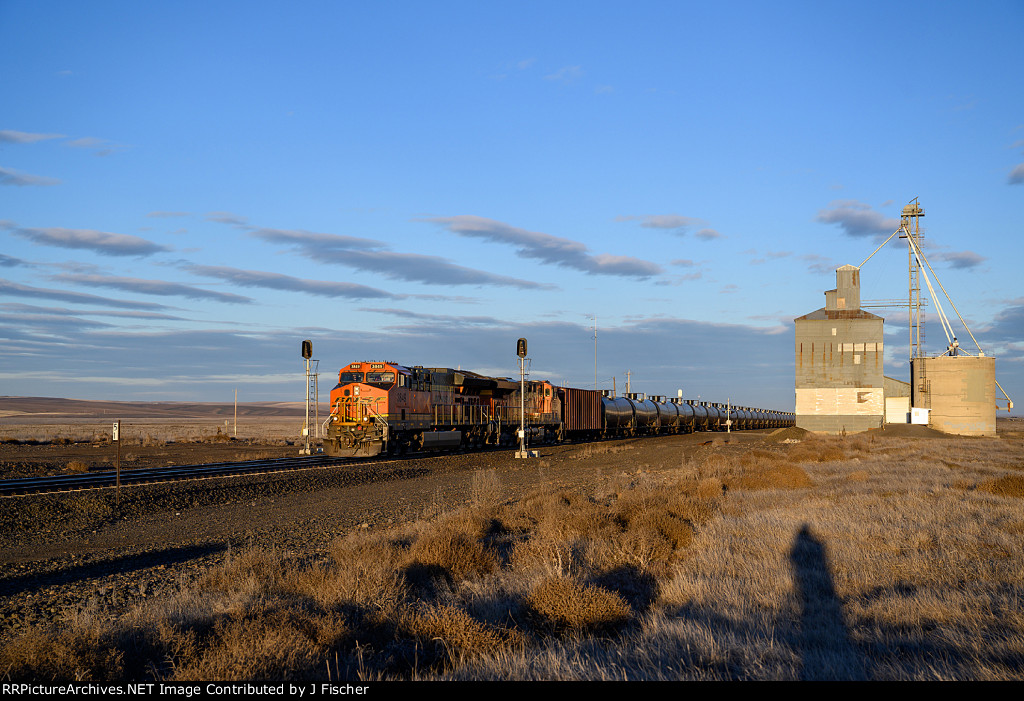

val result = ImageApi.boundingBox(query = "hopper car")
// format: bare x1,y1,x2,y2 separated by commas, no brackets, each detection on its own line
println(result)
323,360,794,457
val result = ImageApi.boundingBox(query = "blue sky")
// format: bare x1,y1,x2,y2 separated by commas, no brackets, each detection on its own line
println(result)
2,0,1022,413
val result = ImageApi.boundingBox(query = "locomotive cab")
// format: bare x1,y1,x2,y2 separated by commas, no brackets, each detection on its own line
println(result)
325,361,426,456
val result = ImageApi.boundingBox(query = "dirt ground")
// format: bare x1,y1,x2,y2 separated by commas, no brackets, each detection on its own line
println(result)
1,399,1021,650
0,424,755,636
0,429,305,480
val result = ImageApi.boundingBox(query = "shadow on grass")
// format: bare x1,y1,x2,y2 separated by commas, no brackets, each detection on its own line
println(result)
0,542,227,597
789,523,866,681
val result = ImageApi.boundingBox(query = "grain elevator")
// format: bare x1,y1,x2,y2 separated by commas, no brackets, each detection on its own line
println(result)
796,199,1011,436
794,265,885,433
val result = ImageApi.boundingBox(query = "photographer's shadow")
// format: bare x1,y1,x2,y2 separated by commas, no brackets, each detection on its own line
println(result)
790,524,867,680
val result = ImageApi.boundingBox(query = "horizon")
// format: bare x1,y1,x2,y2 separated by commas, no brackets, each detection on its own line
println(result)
2,1,1022,415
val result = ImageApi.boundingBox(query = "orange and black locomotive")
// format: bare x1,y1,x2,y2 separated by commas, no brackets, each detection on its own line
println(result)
324,361,559,457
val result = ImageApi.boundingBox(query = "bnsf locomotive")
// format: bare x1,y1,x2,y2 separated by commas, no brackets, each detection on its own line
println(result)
323,360,794,457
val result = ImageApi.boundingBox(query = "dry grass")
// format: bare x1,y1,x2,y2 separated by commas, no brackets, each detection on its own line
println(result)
980,474,1024,499
526,577,632,637
3,431,1024,681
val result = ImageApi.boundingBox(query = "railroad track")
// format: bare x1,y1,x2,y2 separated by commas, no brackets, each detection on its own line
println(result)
0,432,718,497
0,454,354,497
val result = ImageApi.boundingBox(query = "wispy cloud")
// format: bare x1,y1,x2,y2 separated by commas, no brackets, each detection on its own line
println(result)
147,211,191,218
8,225,170,256
52,273,254,304
250,227,552,289
206,211,250,228
0,130,65,144
0,166,61,187
930,250,987,270
490,58,537,80
1,302,185,321
0,309,114,332
184,265,403,300
617,214,722,241
816,200,900,239
748,250,793,265
251,227,381,251
358,307,505,329
0,253,28,267
799,253,841,275
65,136,126,157
618,214,704,232
1009,164,1024,185
984,299,1024,339
425,215,663,278
544,65,584,84
0,279,172,310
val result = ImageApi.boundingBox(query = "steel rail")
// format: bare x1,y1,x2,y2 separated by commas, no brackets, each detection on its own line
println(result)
0,454,351,497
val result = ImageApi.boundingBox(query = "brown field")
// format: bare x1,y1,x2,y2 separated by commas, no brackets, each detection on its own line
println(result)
1,402,1023,681
0,396,325,443
0,397,328,477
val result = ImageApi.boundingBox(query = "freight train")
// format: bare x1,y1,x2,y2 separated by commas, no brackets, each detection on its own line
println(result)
323,360,794,457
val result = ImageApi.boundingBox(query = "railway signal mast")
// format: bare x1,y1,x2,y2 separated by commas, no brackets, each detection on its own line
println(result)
300,339,320,455
515,337,537,459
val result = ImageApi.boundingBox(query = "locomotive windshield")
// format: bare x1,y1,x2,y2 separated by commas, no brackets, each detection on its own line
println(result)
339,371,363,383
364,372,395,389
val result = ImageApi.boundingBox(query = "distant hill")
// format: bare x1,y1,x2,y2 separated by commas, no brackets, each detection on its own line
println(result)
0,397,328,420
